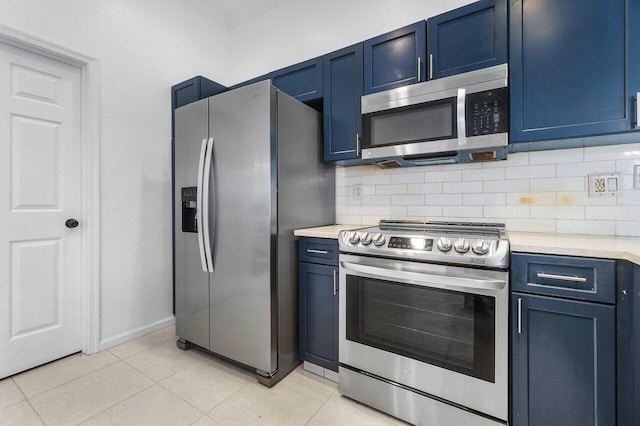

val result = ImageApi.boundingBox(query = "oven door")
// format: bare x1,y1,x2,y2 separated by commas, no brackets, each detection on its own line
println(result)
339,253,508,421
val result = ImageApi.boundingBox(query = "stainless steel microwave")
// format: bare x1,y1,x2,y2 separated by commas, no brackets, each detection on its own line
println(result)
361,64,508,167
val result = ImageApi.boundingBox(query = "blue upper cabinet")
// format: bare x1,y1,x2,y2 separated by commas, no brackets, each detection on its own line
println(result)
323,44,365,163
510,0,640,142
172,76,226,110
269,57,323,102
427,0,507,79
363,22,426,95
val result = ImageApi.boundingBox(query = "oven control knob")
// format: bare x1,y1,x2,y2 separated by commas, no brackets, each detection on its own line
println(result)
372,233,386,247
348,232,360,244
454,238,470,253
436,237,452,252
360,232,372,245
472,239,489,255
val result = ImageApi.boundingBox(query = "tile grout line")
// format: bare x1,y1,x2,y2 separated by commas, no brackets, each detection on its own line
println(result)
303,387,337,425
76,381,158,425
7,377,46,425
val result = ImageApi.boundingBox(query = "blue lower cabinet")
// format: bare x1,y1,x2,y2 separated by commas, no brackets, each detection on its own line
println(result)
323,43,364,164
511,293,616,426
299,261,338,372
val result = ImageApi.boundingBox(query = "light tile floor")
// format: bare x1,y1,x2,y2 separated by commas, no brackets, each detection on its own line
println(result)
0,326,406,425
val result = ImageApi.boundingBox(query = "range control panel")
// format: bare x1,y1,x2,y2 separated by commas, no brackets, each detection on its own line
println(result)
388,236,434,251
467,87,508,136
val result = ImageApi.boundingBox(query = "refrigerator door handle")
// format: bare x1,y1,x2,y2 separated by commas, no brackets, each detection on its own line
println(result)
202,137,215,272
196,138,209,272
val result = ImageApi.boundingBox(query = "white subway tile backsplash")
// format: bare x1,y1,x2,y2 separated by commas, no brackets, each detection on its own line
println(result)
505,218,556,233
530,206,585,220
443,181,483,193
484,179,530,193
375,184,407,195
484,206,530,219
586,206,640,221
464,193,506,206
425,194,463,205
407,206,443,217
529,147,584,165
407,183,443,194
616,221,640,237
361,195,392,206
443,205,483,218
557,220,616,236
530,177,585,192
335,143,640,237
506,192,556,206
424,170,462,183
462,168,505,181
506,164,556,180
392,195,425,206
556,161,617,177
392,172,425,184
361,174,392,185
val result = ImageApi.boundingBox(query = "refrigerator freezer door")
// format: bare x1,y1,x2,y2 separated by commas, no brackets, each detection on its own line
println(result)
174,99,210,350
207,81,276,373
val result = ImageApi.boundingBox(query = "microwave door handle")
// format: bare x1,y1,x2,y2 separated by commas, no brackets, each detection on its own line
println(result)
196,138,209,272
340,261,505,291
457,88,467,147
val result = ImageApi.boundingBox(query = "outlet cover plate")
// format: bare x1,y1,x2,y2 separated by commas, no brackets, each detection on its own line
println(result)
588,173,621,197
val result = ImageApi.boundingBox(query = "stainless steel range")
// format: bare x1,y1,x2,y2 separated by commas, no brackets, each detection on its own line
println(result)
338,220,509,426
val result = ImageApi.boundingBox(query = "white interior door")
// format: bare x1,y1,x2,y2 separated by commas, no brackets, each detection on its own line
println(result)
0,42,83,379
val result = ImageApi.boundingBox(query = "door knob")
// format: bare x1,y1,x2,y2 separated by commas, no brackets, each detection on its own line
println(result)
65,219,79,228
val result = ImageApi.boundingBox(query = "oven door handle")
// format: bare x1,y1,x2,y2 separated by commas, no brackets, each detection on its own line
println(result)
340,261,506,291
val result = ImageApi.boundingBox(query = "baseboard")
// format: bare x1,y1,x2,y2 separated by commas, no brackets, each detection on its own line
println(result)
98,316,176,352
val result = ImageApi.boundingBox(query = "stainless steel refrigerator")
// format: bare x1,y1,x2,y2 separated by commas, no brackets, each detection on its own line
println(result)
173,80,335,386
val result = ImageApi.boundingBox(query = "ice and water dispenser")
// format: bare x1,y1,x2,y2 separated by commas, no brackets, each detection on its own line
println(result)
181,187,197,233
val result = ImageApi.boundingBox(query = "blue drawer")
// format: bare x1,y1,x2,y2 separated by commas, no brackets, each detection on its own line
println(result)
299,237,339,266
511,253,616,303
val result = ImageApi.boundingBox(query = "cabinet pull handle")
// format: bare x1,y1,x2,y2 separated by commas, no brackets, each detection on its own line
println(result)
536,272,587,283
636,92,640,129
417,56,421,82
429,54,434,80
356,133,361,156
306,249,328,254
517,298,522,334
333,269,338,296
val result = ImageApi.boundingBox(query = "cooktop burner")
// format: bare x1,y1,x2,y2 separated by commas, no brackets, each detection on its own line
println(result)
338,220,509,269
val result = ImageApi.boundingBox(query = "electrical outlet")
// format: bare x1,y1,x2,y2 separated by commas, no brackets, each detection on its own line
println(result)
588,173,621,197
634,164,640,189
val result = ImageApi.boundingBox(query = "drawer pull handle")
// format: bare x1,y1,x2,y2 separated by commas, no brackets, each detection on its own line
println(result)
536,272,587,283
333,269,338,296
517,298,522,334
307,249,328,255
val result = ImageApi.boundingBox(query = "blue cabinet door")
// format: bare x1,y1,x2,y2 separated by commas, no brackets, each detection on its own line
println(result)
510,0,640,142
427,0,507,79
511,293,616,426
323,44,364,163
269,57,323,102
172,76,227,111
363,22,426,95
299,262,338,371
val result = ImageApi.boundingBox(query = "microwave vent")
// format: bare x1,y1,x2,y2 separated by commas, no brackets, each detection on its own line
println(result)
375,160,403,169
469,151,497,161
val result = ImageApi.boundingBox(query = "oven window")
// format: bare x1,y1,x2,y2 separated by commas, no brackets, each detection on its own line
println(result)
346,275,495,382
364,98,456,148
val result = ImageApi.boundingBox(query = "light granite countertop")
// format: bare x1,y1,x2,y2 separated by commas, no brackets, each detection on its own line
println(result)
509,231,640,265
294,225,364,240
294,225,640,265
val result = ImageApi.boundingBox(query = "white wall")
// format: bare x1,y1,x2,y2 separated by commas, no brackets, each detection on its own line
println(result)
226,0,474,85
0,0,229,347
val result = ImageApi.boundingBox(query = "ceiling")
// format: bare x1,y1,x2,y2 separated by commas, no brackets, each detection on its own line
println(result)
181,0,288,29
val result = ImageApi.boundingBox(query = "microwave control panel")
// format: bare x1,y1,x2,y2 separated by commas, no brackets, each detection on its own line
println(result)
467,87,508,136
